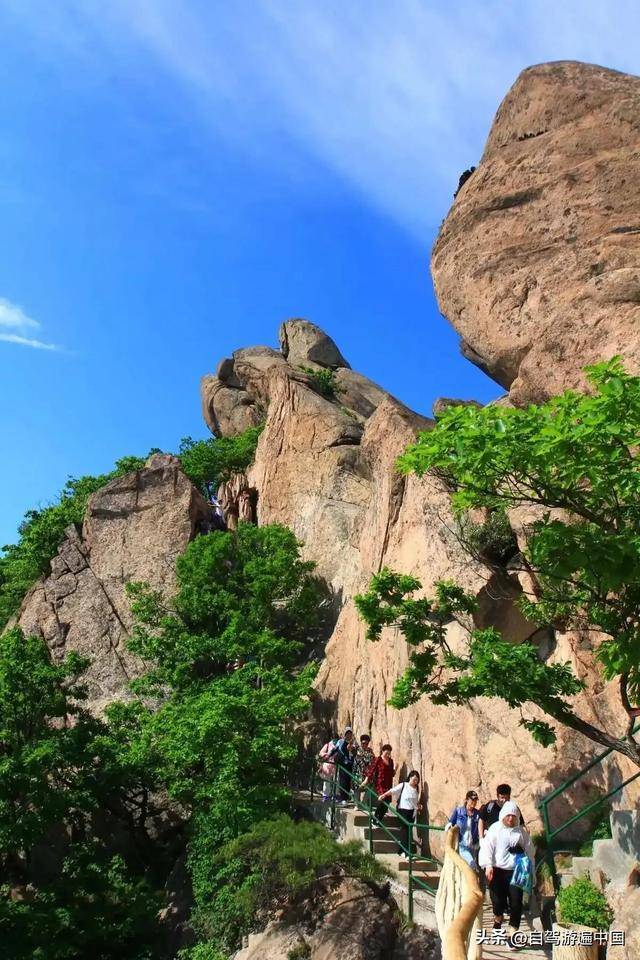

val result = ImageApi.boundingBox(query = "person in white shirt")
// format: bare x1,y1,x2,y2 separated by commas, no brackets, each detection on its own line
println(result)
481,800,534,949
378,770,422,857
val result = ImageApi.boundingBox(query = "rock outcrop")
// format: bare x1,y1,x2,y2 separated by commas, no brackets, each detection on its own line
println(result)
201,319,633,829
17,454,211,711
232,878,441,960
201,320,372,438
432,61,640,404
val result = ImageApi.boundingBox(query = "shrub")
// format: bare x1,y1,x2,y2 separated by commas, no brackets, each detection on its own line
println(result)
288,944,311,960
302,367,341,401
191,815,388,952
557,876,614,930
457,509,518,565
178,425,263,499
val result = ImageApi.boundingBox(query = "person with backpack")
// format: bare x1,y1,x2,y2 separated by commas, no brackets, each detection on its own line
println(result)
445,790,481,870
478,784,523,838
378,770,422,856
334,727,356,804
361,744,395,824
481,800,534,950
317,732,339,801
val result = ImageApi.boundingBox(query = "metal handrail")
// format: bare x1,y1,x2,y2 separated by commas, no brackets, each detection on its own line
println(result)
537,720,640,890
309,754,445,919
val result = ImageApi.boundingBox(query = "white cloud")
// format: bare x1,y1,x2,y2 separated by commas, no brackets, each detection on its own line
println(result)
0,297,60,351
4,1,640,238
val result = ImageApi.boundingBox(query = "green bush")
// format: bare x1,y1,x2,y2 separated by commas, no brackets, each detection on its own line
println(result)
457,509,518,565
178,425,263,499
302,367,341,401
288,943,311,960
578,805,613,856
557,876,614,930
192,815,388,952
0,454,150,628
178,944,227,960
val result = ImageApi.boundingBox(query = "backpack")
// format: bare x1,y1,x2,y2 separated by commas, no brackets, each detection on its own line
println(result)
319,739,338,760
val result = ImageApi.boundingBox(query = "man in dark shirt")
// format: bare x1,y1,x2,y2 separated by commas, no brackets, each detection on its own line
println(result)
478,783,523,838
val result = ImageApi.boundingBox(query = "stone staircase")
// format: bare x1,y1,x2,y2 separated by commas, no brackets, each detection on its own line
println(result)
554,809,640,890
352,809,442,888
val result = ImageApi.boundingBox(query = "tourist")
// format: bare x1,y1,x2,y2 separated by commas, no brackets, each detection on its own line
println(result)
445,790,481,870
481,800,534,949
352,734,375,801
378,770,422,856
317,732,339,801
361,744,395,824
335,727,356,804
478,783,523,838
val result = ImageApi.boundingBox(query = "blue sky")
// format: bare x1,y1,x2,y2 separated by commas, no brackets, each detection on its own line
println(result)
1,1,639,546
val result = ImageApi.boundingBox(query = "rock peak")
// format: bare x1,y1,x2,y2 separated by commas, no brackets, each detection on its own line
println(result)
432,59,640,404
201,320,382,437
279,318,350,370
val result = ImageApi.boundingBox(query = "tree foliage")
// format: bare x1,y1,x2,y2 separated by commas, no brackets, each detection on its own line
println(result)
125,524,323,953
0,628,160,959
190,815,388,953
358,360,640,764
178,425,263,499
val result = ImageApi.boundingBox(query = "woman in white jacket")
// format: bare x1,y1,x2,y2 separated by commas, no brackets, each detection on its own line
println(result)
481,800,533,948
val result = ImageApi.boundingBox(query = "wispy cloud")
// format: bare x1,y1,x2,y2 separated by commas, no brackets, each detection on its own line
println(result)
0,297,60,351
3,1,640,238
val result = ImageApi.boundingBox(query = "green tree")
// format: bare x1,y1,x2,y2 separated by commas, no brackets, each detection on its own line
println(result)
0,628,160,959
0,455,151,627
178,426,263,499
357,360,640,766
125,524,324,940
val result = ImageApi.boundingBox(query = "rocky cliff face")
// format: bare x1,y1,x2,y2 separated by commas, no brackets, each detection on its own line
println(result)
202,318,631,829
432,61,640,404
17,454,211,711
13,61,639,830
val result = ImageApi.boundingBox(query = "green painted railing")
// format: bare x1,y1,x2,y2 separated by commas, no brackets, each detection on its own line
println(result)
308,756,444,920
538,722,640,890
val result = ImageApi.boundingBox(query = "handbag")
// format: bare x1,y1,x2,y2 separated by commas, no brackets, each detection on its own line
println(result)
510,852,533,895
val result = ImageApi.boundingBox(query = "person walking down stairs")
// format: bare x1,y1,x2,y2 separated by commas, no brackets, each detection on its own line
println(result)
378,770,423,857
335,727,357,804
480,800,534,952
352,734,375,803
446,790,481,871
361,744,395,824
317,732,339,801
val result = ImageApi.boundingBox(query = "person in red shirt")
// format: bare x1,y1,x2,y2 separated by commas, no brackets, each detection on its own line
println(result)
361,744,395,824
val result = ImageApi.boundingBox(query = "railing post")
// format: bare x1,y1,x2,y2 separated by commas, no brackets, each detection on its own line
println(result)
310,758,315,802
408,864,414,921
368,788,374,856
541,799,558,892
330,762,337,831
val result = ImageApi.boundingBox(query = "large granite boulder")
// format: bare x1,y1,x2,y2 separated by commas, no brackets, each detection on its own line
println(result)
432,61,640,404
17,454,211,711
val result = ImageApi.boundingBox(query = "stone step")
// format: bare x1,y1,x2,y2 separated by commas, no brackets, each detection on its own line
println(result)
397,858,440,872
363,825,405,841
371,838,403,854
353,812,398,827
